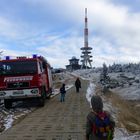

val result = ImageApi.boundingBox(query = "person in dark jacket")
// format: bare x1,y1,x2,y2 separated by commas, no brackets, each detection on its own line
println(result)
60,84,66,102
86,95,115,140
75,77,81,93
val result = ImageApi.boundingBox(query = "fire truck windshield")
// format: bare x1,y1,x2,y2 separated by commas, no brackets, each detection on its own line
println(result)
0,61,37,75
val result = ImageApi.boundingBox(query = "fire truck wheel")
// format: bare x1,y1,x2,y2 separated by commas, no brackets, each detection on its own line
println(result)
4,99,12,109
39,88,46,107
39,97,45,107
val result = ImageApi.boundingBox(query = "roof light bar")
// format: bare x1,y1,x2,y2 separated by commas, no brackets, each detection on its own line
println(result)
33,54,37,58
5,56,10,60
1,54,40,60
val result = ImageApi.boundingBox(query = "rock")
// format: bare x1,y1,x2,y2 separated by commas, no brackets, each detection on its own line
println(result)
135,79,139,83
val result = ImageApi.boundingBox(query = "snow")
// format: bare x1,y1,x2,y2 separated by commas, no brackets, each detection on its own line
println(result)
112,86,140,100
86,82,96,108
114,128,140,140
108,73,140,101
4,115,14,130
0,107,34,133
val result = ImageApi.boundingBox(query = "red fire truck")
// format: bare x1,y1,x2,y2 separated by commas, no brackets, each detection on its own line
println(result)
0,55,53,108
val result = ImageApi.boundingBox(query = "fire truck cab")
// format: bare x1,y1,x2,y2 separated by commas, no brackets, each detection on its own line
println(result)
0,55,53,108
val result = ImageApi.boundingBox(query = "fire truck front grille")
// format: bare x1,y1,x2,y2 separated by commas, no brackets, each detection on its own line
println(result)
7,82,30,89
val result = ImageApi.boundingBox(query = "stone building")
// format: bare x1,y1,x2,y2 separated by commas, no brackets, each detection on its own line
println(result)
66,56,81,71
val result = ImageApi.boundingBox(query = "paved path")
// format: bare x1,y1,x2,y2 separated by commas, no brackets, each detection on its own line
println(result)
0,80,90,140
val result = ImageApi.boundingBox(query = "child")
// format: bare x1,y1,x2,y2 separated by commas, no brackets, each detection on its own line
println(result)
86,95,115,140
60,84,66,102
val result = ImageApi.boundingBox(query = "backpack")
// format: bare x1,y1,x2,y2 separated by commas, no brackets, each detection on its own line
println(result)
92,111,114,140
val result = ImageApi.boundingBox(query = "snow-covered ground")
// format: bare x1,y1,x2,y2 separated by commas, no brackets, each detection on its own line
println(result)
0,105,34,133
73,69,140,140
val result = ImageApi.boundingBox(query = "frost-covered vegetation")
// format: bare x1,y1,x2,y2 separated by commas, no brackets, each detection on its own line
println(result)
99,63,140,98
108,63,140,74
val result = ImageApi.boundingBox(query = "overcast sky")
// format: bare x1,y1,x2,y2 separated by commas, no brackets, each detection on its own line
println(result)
0,0,140,68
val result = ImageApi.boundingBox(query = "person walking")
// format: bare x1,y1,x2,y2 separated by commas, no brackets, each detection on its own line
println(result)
75,77,81,93
86,95,115,140
60,83,66,102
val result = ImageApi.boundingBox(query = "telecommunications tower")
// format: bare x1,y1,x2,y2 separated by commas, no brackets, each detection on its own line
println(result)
81,8,92,69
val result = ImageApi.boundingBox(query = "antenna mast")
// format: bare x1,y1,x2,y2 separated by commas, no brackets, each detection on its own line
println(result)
80,8,93,69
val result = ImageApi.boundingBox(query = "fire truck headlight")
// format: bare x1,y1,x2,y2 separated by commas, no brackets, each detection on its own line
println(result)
0,91,6,96
31,89,38,94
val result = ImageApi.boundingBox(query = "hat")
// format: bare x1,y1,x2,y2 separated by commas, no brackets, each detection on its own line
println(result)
91,95,103,112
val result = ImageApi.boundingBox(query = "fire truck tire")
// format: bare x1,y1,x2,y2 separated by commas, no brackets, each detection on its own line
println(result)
39,88,46,107
39,98,45,107
46,94,51,99
4,99,12,109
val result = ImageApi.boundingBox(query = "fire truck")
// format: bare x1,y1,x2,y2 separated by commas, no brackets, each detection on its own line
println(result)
0,55,53,108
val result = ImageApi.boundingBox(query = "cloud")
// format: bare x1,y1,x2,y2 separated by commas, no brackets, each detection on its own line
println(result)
36,32,83,67
0,17,20,39
0,0,140,68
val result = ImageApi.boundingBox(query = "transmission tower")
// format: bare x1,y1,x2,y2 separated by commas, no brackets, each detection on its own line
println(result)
80,8,92,69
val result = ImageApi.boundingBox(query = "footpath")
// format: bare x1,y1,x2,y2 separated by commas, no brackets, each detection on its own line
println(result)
0,80,90,140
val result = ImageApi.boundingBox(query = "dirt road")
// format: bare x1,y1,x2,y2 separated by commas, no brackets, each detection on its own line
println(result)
0,80,90,140
105,90,140,133
94,84,140,134
94,83,140,133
